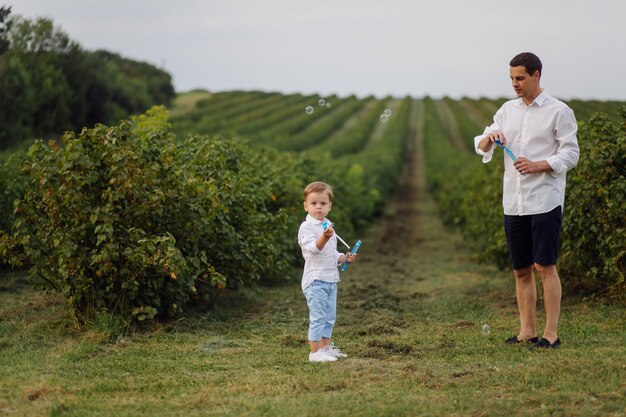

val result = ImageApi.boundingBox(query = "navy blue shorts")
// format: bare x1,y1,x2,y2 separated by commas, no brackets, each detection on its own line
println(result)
504,206,562,270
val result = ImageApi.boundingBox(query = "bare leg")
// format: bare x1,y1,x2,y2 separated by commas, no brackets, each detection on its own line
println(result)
514,265,537,340
309,340,324,353
534,263,561,343
321,337,331,348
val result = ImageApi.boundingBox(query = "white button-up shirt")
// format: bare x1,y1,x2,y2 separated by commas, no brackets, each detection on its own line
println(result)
474,91,580,216
298,214,342,291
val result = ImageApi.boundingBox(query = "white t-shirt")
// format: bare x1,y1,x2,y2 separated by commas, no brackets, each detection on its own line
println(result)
298,214,342,291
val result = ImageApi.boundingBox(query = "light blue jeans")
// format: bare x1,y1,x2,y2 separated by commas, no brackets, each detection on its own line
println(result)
303,280,337,342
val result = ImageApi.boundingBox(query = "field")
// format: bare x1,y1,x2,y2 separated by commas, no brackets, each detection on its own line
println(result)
0,92,625,416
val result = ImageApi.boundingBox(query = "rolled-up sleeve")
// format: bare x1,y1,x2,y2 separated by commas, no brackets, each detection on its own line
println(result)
474,109,503,163
546,106,579,175
334,251,343,265
474,132,495,163
299,226,321,254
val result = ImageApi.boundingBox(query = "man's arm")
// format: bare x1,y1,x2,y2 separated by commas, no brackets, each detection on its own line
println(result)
513,106,579,176
474,108,505,163
477,132,507,153
545,106,580,175
512,158,552,175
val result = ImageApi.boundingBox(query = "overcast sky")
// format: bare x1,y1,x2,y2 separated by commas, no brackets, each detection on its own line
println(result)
11,0,626,100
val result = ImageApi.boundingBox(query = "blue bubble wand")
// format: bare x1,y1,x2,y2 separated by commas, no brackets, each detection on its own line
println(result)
322,221,351,250
340,240,362,272
495,138,525,176
323,221,362,272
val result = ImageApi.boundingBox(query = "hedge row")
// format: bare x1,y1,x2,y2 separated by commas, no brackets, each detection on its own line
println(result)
423,98,625,300
0,103,409,321
3,107,293,320
422,98,510,268
559,110,625,298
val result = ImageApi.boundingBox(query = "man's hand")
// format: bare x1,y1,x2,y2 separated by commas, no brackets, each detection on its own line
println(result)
478,132,506,152
513,157,552,175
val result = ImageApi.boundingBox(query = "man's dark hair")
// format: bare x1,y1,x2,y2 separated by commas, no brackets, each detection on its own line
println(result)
510,52,542,77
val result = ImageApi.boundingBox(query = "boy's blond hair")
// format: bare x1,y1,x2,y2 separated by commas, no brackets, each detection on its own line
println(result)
303,181,334,202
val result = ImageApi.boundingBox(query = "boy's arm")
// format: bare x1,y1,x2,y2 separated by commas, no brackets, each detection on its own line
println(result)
299,230,320,253
315,226,334,250
337,252,357,265
299,223,332,253
337,251,345,265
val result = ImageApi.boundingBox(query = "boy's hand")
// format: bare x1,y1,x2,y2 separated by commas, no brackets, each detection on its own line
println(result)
346,252,357,263
316,225,334,250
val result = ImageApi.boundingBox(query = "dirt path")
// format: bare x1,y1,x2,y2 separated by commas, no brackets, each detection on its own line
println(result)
433,99,466,152
333,98,496,359
345,98,468,290
364,98,403,150
243,96,491,360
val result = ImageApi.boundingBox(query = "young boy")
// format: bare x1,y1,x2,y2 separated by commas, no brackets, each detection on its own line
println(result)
298,181,357,363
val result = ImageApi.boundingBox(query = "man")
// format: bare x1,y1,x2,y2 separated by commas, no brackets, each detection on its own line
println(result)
474,52,579,349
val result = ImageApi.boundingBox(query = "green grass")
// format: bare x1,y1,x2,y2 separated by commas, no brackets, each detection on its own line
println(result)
168,90,213,117
1,113,625,417
2,208,623,416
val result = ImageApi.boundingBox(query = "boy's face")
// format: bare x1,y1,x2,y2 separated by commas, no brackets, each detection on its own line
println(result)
303,191,332,221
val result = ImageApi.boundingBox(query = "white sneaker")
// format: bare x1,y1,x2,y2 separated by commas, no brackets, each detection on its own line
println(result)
322,343,348,359
309,350,338,363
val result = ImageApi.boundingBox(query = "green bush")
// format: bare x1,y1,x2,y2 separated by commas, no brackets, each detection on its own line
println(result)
560,108,625,299
5,107,294,321
0,150,27,233
0,95,410,321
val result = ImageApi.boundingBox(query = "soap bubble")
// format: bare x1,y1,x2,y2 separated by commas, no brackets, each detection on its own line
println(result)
384,108,392,116
325,102,332,108
305,106,314,115
379,114,389,123
318,98,326,107
481,324,491,335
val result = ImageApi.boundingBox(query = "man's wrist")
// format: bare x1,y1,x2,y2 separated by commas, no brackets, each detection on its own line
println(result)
540,160,552,173
478,136,491,152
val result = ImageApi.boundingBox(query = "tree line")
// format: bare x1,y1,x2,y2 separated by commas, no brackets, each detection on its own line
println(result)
0,6,175,149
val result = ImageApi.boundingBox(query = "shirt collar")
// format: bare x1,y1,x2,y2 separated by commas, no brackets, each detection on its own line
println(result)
533,89,548,106
516,89,548,107
306,214,325,225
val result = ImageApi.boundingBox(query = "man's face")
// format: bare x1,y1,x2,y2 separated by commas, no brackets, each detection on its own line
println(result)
303,191,332,221
510,65,540,102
